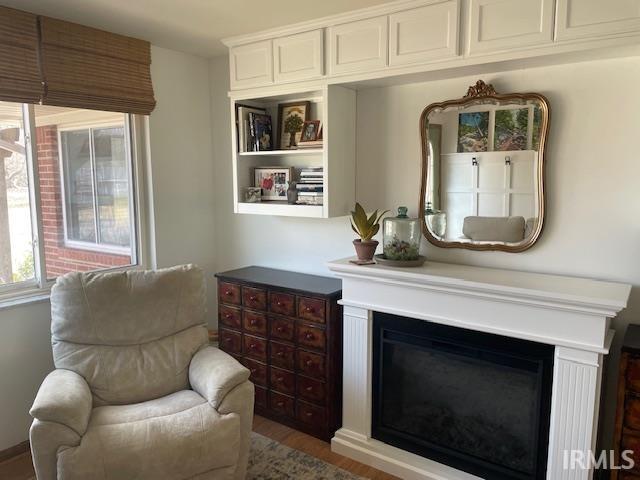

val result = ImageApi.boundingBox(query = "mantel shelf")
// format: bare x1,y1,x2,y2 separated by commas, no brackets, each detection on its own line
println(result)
238,149,323,156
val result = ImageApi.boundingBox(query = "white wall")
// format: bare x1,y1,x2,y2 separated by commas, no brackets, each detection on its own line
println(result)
211,55,640,450
0,45,216,451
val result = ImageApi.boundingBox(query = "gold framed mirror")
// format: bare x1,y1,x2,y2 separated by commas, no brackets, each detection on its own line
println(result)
419,80,550,252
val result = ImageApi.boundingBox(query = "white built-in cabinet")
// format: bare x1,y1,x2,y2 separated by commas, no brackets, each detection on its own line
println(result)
555,0,640,41
273,30,324,83
467,0,554,55
229,40,273,89
329,17,389,75
389,1,459,66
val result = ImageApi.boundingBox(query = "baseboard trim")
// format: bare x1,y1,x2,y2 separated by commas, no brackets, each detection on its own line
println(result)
0,440,29,463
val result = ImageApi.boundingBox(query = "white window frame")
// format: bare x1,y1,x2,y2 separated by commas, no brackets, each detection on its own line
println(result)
0,105,152,309
57,120,134,256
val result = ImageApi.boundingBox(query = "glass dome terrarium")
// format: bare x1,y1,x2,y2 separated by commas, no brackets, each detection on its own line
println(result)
382,207,421,261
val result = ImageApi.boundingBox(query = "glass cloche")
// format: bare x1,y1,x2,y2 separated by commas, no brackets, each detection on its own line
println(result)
382,206,421,261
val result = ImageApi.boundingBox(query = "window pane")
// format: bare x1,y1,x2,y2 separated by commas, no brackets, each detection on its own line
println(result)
34,105,135,279
0,101,35,286
61,129,96,243
93,127,131,247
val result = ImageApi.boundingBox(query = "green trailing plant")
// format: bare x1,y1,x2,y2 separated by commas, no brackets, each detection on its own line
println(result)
350,203,388,242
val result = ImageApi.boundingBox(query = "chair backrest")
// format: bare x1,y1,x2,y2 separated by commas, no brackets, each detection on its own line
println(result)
462,216,525,243
50,264,208,406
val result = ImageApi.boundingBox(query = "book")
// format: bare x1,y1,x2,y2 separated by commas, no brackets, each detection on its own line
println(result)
236,105,266,153
298,191,323,197
296,184,323,191
249,112,272,151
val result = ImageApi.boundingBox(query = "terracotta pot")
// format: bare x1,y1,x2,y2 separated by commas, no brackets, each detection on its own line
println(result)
353,239,378,262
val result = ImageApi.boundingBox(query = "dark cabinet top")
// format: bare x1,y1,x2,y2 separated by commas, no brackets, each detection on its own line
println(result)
623,324,640,353
215,266,342,297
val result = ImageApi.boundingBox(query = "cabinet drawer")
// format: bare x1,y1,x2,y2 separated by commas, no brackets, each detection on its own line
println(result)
255,386,267,409
219,282,241,305
625,396,640,431
219,328,242,355
270,315,295,342
243,334,267,362
297,350,326,380
298,297,326,323
269,292,295,317
627,357,640,392
297,400,326,426
297,324,326,351
270,341,296,370
243,310,267,336
270,366,295,396
243,358,267,387
270,391,295,418
297,375,325,405
243,287,267,311
219,305,241,329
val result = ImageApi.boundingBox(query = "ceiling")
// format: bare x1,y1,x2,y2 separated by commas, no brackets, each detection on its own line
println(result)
1,0,391,58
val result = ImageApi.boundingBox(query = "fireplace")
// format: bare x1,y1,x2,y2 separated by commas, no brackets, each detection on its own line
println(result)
372,312,554,480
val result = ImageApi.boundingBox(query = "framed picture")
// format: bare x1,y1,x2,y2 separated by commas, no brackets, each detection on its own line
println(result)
254,167,293,201
299,120,321,143
494,107,528,151
457,111,489,152
277,101,310,149
244,187,262,203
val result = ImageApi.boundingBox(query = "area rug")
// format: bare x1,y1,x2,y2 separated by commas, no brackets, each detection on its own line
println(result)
248,432,366,480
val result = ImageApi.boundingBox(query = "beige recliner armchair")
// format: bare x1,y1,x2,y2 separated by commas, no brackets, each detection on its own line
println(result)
29,265,254,480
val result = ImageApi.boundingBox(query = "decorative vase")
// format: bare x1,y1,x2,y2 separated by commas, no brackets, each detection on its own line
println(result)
287,181,298,204
382,206,421,261
425,202,446,238
353,239,378,262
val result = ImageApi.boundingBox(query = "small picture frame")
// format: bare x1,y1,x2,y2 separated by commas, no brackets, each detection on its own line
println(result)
299,120,321,143
277,101,310,149
254,167,293,201
244,187,262,203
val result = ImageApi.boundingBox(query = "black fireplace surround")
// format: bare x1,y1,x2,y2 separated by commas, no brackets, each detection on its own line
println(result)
372,312,554,480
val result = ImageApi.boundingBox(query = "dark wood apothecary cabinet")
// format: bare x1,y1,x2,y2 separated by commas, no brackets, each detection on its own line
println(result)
215,266,342,441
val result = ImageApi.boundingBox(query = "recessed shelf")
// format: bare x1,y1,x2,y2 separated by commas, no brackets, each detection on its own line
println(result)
237,201,324,217
238,149,323,156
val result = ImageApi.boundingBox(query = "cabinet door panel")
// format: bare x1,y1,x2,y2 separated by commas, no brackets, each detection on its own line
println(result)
229,40,273,90
467,0,554,55
274,30,323,83
329,16,388,75
389,2,458,66
556,0,640,40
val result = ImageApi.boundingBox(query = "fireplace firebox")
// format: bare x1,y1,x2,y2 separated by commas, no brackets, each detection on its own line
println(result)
372,312,554,480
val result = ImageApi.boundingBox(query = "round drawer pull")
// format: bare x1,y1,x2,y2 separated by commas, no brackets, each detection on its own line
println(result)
224,313,232,319
251,369,257,374
224,337,232,342
305,412,313,417
276,301,283,306
276,326,284,332
305,360,313,366
276,351,284,357
305,386,313,392
276,376,283,382
249,296,257,301
276,401,284,407
250,344,257,350
224,290,233,296
305,333,314,340
250,319,258,326
305,306,314,313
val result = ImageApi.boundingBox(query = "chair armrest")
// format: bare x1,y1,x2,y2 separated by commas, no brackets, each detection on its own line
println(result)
189,346,250,408
29,369,92,437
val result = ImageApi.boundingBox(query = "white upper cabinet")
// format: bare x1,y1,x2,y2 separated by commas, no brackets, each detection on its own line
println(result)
229,40,273,89
329,16,388,75
389,1,459,66
556,0,640,41
467,0,554,55
273,30,324,83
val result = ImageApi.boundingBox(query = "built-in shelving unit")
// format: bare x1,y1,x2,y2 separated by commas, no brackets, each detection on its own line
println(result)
230,85,355,218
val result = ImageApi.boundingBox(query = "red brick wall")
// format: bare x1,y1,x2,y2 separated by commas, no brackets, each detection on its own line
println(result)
36,125,131,279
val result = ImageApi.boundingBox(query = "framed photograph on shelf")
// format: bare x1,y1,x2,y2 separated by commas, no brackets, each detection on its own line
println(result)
254,167,293,201
277,101,310,149
299,120,321,143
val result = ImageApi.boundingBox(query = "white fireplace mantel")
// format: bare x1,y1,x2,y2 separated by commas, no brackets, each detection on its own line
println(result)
327,258,631,480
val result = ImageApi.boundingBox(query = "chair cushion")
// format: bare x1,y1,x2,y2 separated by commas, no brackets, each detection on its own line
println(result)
56,390,240,480
50,265,209,405
462,216,525,242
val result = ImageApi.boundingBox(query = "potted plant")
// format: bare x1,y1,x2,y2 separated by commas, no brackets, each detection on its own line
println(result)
350,203,388,262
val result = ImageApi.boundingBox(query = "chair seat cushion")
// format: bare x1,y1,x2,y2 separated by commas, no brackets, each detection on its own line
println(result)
56,390,240,480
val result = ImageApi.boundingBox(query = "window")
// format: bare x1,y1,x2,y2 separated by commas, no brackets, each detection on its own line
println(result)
0,101,146,300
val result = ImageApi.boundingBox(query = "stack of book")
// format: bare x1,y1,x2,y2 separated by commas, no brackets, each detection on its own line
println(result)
236,105,273,152
296,168,323,205
296,139,323,149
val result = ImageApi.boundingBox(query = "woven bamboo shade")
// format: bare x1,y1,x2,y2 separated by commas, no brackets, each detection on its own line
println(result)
0,7,43,104
39,17,156,115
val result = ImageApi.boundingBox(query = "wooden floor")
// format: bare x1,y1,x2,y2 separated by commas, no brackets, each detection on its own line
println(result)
0,415,398,480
